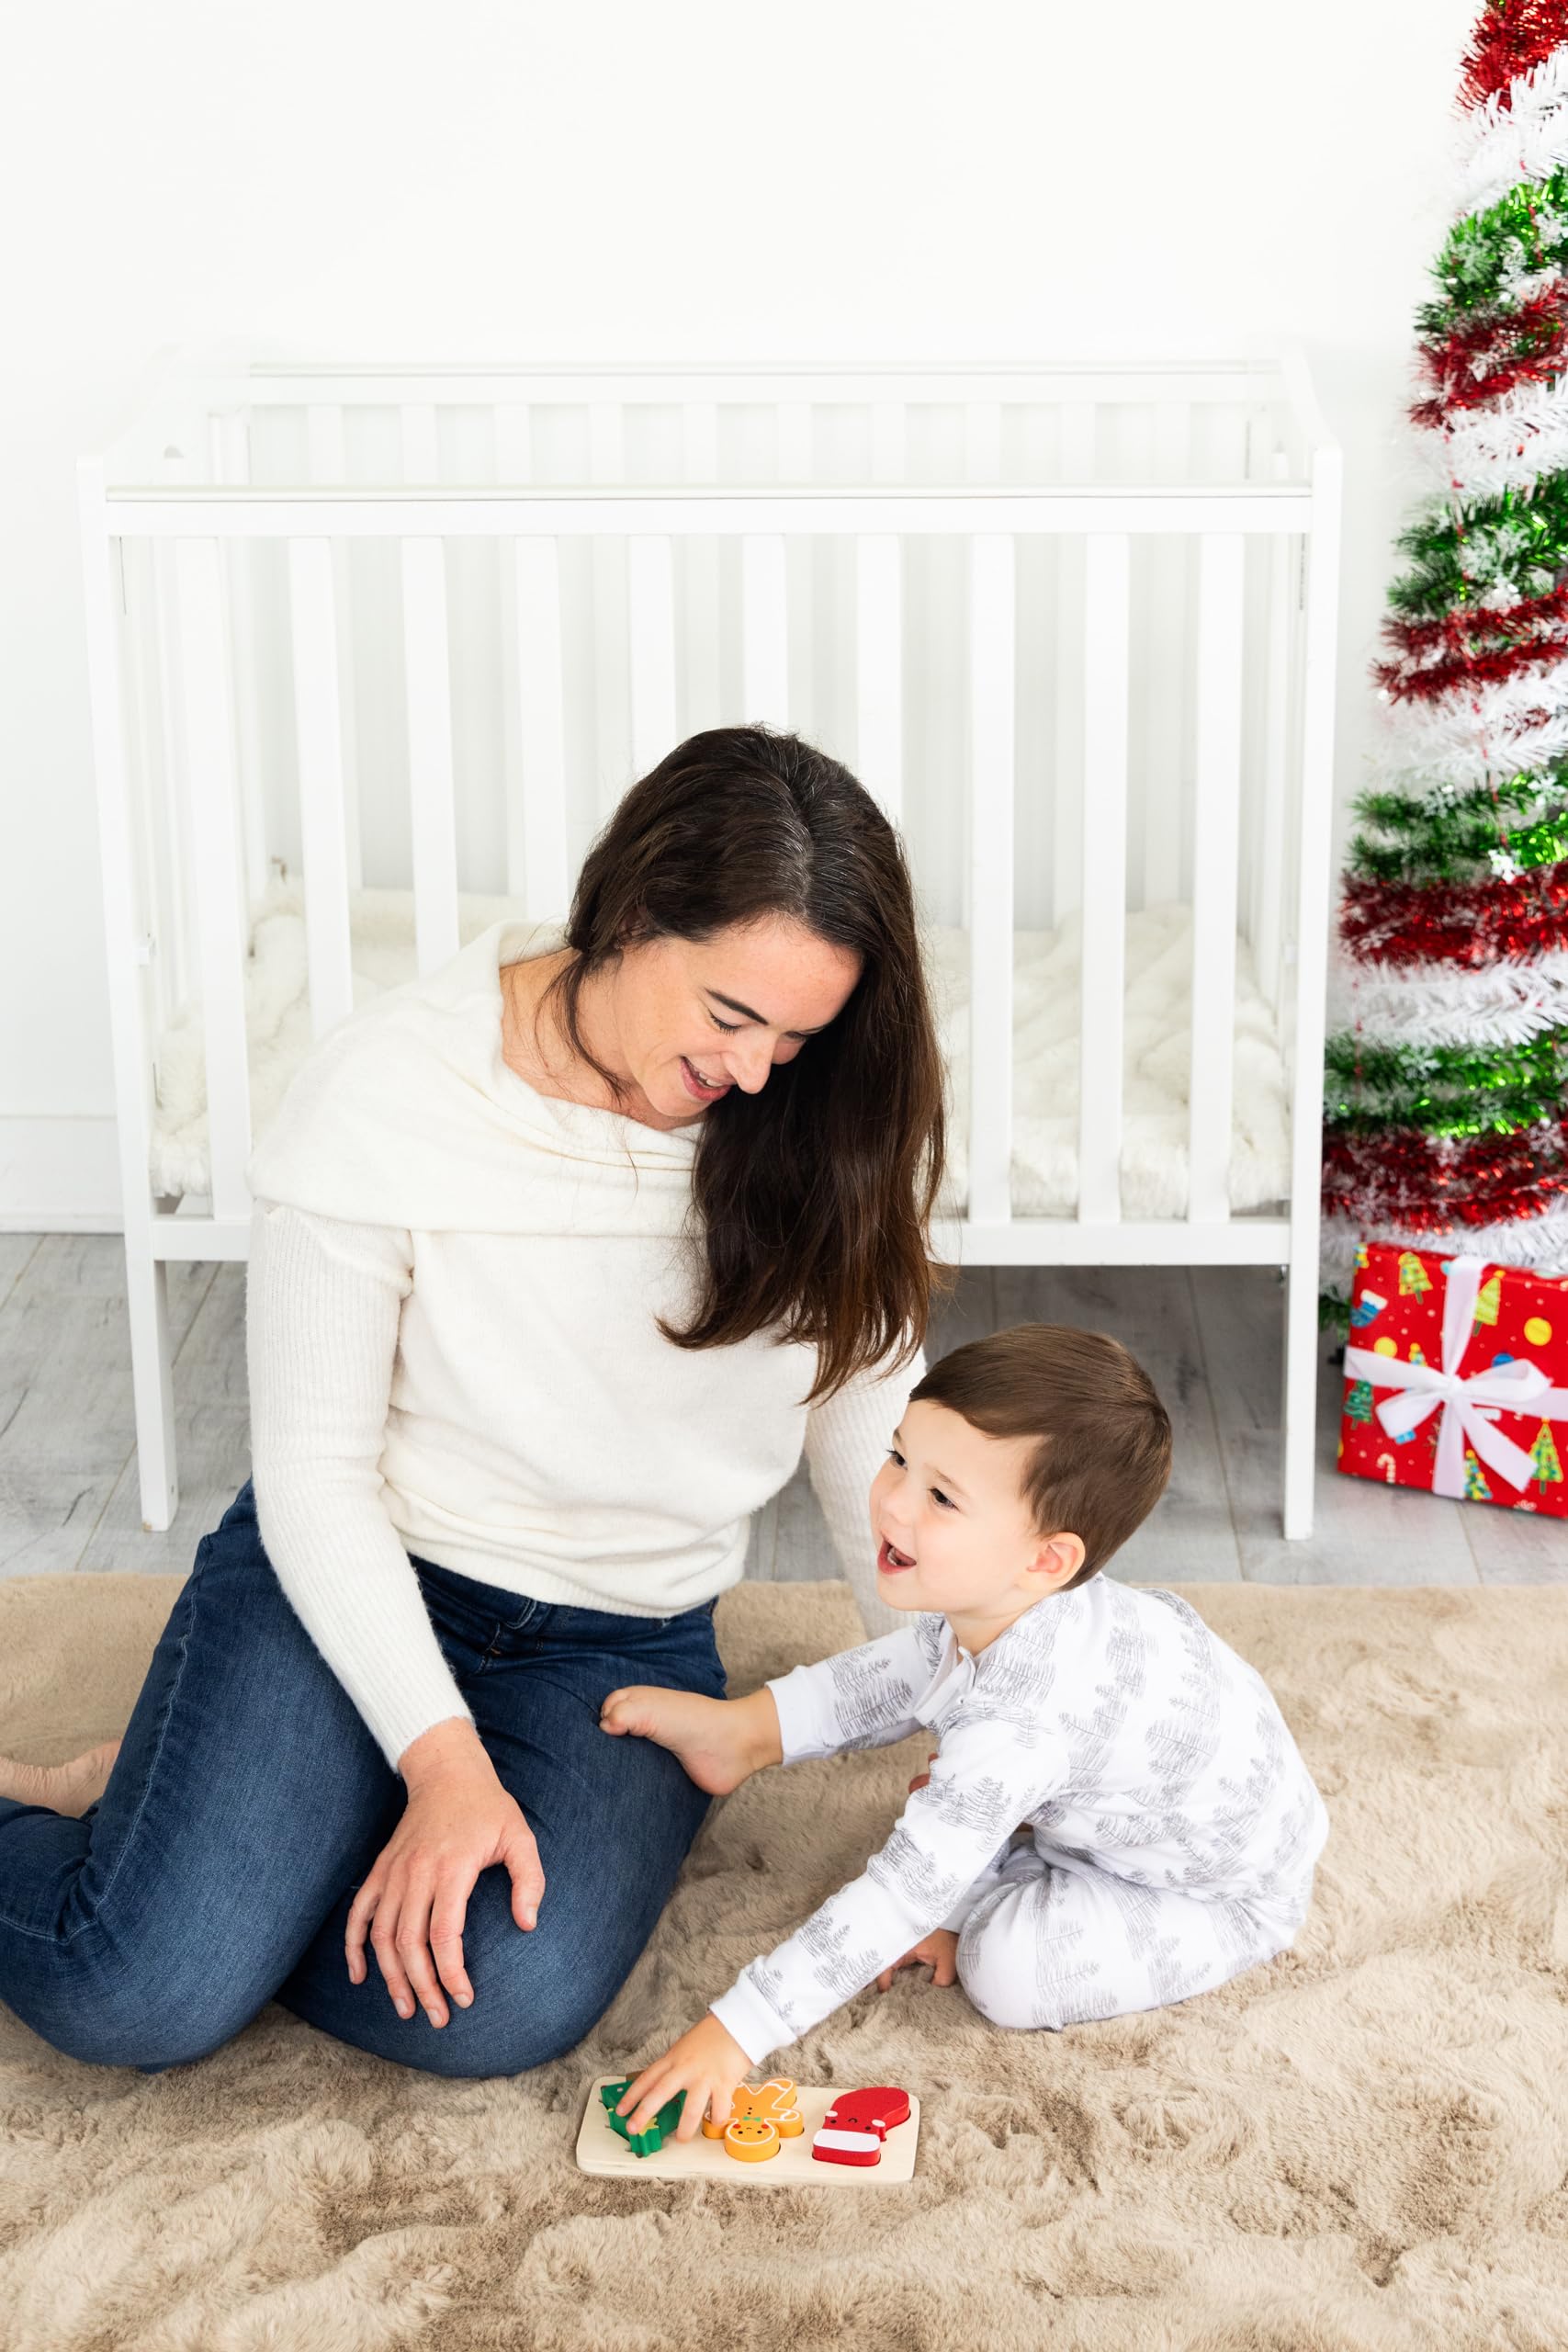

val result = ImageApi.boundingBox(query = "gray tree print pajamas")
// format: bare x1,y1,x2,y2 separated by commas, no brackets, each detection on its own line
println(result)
708,1579,1330,2065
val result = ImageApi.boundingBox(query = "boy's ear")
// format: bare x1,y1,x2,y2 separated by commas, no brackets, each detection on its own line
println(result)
1026,1532,1086,1586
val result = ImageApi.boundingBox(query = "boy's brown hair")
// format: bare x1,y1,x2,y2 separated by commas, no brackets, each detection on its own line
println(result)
908,1323,1172,1582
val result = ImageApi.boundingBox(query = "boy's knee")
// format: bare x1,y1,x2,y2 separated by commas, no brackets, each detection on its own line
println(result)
955,1902,1050,2031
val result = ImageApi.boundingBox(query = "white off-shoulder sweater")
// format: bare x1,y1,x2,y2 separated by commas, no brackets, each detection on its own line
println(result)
243,916,925,1774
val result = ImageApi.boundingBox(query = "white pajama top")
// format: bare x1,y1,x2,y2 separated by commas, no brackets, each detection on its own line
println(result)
707,1576,1331,2066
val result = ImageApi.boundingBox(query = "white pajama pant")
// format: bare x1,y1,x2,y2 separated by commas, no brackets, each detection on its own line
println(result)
953,1836,1311,2032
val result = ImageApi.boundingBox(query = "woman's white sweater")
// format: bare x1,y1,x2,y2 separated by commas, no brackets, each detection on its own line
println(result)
243,917,926,1774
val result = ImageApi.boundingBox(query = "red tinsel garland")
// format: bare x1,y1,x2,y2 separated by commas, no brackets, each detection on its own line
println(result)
1322,1114,1568,1228
1410,291,1568,422
1339,856,1568,964
1458,0,1568,111
1374,583,1568,702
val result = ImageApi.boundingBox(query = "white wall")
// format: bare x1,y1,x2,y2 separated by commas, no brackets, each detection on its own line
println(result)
0,0,1482,1227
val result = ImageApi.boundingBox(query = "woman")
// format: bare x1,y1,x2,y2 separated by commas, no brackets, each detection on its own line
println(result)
0,726,953,2079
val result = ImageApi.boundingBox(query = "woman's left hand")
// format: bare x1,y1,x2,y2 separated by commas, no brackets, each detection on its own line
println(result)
614,2013,753,2142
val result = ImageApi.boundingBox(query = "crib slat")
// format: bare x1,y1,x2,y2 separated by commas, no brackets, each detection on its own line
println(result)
964,402,1003,481
1143,403,1190,906
306,404,362,892
174,537,253,1218
589,401,629,806
1254,454,1292,1013
682,402,722,735
399,407,460,970
856,403,905,815
1188,533,1247,1221
212,414,268,916
1051,401,1096,923
627,534,678,776
287,538,356,1038
741,535,789,723
513,537,570,920
968,534,1015,1227
401,543,462,973
778,401,813,481
778,402,815,733
856,535,902,820
1078,534,1131,1223
495,403,534,899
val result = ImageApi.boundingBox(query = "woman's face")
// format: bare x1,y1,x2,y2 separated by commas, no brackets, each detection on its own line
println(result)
605,915,863,1124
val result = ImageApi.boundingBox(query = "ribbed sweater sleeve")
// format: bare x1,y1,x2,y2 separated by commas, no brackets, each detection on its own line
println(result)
801,1336,928,1640
244,1199,478,1775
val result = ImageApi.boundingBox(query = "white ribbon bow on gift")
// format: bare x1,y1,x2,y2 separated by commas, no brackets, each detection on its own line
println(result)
1344,1254,1568,1501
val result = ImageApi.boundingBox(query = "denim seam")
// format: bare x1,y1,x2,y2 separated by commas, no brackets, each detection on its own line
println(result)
0,1549,202,1945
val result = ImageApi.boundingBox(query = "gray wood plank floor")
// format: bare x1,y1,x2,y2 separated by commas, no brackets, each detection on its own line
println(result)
1,1234,1562,1588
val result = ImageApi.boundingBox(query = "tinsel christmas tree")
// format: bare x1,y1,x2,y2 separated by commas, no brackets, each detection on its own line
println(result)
1321,0,1568,1320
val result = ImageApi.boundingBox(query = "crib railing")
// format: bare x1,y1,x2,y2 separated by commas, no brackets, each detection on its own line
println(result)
77,353,1342,1537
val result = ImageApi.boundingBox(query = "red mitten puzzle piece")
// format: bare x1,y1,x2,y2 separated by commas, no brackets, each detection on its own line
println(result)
810,2085,912,2167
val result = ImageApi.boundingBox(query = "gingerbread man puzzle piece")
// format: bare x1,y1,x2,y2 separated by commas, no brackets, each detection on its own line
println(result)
702,2076,806,2163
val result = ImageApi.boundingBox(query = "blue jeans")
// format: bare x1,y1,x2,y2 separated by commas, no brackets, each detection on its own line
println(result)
0,1478,726,2076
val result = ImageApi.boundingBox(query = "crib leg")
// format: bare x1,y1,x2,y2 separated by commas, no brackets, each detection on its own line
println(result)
124,1222,179,1533
1280,1256,1317,1540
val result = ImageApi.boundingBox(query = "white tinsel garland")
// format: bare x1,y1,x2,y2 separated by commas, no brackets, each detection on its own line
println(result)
1453,40,1568,218
1410,374,1568,499
1326,942,1568,1050
1366,663,1568,775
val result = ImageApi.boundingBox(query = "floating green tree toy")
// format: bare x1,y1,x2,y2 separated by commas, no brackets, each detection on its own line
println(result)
600,2078,686,2157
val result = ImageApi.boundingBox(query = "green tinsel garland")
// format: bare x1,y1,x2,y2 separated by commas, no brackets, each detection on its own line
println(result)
1384,469,1568,619
1356,770,1560,830
1416,169,1568,334
1324,1025,1568,1136
1347,797,1568,883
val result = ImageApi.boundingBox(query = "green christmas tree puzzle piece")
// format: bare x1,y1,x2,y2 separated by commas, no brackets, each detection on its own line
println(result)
601,2078,687,2157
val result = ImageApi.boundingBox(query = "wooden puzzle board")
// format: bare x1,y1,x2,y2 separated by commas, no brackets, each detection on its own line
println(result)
576,2077,921,2185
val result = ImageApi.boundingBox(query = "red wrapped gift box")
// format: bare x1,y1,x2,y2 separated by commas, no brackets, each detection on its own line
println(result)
1339,1242,1568,1516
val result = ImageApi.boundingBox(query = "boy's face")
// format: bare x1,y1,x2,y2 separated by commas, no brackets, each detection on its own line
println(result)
868,1397,1084,1628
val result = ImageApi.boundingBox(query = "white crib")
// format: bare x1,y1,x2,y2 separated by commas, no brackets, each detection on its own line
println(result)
76,349,1342,1541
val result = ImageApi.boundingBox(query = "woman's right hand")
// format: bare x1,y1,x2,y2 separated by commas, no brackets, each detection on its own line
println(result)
345,1725,547,2029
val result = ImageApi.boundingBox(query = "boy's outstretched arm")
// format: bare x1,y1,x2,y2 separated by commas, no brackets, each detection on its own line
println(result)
767,1620,941,1761
707,1707,1066,2068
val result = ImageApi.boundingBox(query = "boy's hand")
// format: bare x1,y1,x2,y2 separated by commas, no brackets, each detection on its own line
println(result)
876,1928,960,1992
614,2013,753,2142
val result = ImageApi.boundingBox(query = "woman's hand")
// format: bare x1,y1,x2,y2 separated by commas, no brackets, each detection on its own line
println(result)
345,1724,546,2028
875,1928,960,1992
613,2013,753,2143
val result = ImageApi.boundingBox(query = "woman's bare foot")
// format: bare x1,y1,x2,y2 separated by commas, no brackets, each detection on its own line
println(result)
0,1737,121,1818
598,1686,756,1795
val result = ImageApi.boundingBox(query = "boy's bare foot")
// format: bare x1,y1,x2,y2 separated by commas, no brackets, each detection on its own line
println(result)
599,1687,754,1796
0,1737,121,1818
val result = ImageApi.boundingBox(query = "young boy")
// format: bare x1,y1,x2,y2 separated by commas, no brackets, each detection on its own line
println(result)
599,1323,1330,2145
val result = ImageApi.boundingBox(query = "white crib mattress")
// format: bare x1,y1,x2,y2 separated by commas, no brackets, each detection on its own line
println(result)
148,885,1291,1221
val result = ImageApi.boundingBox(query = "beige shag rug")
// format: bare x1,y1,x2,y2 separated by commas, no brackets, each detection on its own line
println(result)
2,1571,1567,2351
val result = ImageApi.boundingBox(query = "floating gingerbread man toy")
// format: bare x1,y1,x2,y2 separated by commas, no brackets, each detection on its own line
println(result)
810,2085,912,2168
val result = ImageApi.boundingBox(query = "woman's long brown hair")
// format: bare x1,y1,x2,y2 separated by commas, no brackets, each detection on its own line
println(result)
535,725,954,1403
